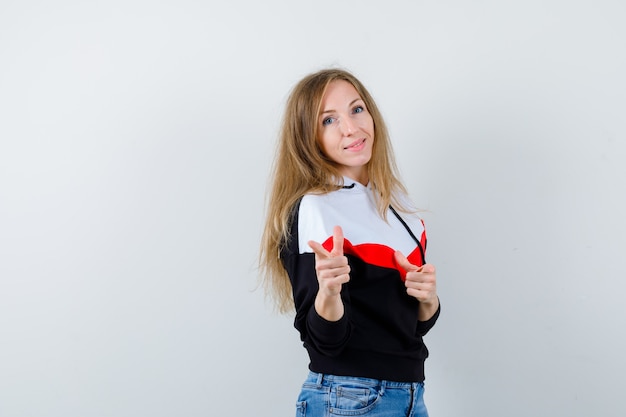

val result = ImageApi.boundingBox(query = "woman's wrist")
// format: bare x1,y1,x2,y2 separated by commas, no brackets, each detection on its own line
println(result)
315,293,345,322
418,296,439,322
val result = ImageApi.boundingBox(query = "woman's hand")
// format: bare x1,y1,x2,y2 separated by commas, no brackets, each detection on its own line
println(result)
308,226,350,321
394,251,439,321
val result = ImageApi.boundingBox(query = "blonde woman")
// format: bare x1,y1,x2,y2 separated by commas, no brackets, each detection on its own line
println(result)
260,69,440,417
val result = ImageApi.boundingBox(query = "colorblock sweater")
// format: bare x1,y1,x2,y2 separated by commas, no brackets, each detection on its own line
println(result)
280,178,440,382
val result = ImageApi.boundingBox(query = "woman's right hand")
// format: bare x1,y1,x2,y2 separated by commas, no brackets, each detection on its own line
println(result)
308,225,350,321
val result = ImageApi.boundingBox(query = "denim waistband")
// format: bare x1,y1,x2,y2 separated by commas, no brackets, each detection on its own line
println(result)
306,371,421,390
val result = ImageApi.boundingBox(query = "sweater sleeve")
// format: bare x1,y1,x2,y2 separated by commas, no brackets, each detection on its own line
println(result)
416,301,441,336
280,202,352,357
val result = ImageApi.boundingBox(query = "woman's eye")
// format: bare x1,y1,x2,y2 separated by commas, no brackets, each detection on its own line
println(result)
322,117,335,126
353,106,364,114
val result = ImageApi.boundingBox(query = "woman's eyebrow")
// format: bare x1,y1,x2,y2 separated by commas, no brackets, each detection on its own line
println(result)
320,98,363,115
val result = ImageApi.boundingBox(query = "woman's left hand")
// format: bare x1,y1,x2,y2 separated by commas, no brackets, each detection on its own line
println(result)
394,251,439,320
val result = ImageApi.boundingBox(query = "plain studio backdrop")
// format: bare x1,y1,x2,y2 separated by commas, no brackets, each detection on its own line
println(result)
1,1,625,416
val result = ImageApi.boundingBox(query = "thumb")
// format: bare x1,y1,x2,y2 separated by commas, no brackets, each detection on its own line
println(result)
394,251,418,272
330,225,344,257
308,240,331,259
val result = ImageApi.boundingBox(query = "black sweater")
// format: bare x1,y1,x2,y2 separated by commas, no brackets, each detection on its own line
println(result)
280,178,440,382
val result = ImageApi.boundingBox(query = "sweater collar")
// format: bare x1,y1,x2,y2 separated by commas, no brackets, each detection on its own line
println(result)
340,175,370,191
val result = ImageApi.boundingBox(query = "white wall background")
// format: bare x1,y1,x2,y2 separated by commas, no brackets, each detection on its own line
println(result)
1,1,625,416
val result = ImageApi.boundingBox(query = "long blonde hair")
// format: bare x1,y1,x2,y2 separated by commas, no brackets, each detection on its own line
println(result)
260,68,409,313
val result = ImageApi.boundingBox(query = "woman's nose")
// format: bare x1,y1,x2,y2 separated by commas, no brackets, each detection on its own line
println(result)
340,116,357,135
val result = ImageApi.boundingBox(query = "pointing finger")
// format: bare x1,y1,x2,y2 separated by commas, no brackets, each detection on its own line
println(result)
330,226,344,257
394,251,419,272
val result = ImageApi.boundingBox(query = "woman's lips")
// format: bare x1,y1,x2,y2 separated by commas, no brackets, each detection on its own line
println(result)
344,138,366,150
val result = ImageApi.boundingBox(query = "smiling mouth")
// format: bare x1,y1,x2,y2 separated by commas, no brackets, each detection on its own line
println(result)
344,138,366,149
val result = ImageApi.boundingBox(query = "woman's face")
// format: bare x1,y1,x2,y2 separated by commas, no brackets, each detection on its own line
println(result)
317,80,374,185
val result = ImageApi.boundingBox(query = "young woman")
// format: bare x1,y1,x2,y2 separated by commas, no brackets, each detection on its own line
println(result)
260,68,440,417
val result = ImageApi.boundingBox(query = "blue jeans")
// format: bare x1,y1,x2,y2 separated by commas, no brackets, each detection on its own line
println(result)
295,372,429,417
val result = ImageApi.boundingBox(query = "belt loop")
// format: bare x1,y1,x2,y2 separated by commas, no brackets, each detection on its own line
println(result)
316,372,324,387
380,380,386,396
